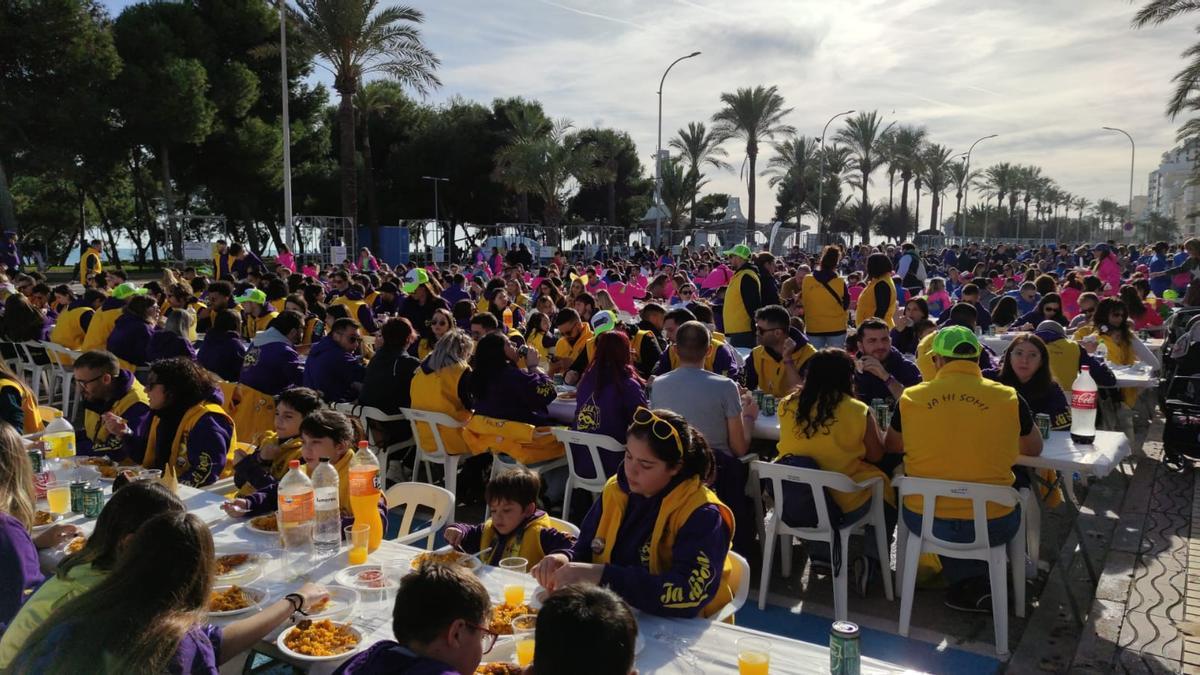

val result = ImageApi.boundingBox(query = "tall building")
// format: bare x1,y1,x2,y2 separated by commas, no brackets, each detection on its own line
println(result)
1148,139,1200,235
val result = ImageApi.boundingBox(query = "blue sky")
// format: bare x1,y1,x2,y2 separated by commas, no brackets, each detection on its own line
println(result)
99,0,1195,223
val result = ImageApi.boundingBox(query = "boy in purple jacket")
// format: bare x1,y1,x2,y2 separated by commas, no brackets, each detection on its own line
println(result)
303,318,367,403
240,311,305,396
333,564,492,675
444,468,576,567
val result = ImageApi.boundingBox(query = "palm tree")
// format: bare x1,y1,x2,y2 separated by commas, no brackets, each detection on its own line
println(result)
355,80,405,233
659,156,706,229
891,125,928,234
921,144,954,232
763,134,816,225
1017,165,1043,235
982,162,1015,213
1132,1,1200,118
949,160,979,233
877,128,899,209
494,119,599,231
711,85,794,236
836,111,890,242
295,0,440,241
497,100,552,222
669,122,731,227
1073,196,1092,240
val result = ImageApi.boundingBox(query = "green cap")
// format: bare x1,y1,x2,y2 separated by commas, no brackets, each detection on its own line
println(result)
1164,289,1180,300
402,268,429,294
234,288,267,305
721,243,753,260
931,325,981,358
590,310,616,335
111,283,148,300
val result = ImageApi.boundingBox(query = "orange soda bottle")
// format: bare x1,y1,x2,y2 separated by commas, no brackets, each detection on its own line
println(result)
348,440,384,552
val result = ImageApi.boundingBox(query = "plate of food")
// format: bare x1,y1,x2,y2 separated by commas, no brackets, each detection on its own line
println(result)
488,602,537,636
32,510,62,534
95,464,122,482
208,585,266,617
410,549,482,572
476,646,523,675
245,514,279,535
276,619,363,662
334,564,399,591
214,551,264,583
305,587,359,622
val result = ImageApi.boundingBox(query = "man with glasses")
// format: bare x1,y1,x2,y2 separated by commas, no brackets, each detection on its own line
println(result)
1068,292,1100,331
303,317,367,403
743,304,812,397
72,350,149,460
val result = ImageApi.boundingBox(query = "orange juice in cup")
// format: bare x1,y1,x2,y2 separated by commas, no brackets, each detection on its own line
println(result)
345,524,369,564
499,557,528,606
737,637,770,675
512,614,537,667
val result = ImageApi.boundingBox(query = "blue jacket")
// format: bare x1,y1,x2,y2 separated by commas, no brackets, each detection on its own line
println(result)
303,336,366,403
197,330,248,382
240,328,303,396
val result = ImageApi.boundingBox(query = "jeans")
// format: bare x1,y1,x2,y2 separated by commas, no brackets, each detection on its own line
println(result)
901,506,1022,584
807,497,897,564
809,334,847,349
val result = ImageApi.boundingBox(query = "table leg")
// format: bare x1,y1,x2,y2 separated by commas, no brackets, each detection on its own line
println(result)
1031,470,1094,627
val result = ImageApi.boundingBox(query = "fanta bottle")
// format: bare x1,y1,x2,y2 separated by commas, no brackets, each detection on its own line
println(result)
348,440,384,552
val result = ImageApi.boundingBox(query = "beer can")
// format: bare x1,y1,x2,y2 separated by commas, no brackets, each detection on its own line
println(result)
82,486,104,518
27,448,43,474
553,374,564,387
69,480,88,514
763,394,777,417
871,398,891,429
1036,413,1051,440
830,620,861,675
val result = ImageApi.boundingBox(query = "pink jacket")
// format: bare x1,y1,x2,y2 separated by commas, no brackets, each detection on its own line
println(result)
1096,257,1122,296
275,251,296,273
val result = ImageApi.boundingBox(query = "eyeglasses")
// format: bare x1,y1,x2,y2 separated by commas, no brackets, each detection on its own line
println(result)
1043,306,1061,313
467,623,500,653
632,407,683,458
75,374,105,388
431,320,449,327
755,326,783,335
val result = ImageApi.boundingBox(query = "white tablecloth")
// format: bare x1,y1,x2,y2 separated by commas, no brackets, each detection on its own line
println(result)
1109,364,1157,389
50,486,916,674
980,333,1164,356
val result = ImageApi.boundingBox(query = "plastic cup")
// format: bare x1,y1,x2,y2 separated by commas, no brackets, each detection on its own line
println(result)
737,637,771,675
46,481,71,514
499,557,528,606
512,614,537,666
345,524,369,565
136,469,162,482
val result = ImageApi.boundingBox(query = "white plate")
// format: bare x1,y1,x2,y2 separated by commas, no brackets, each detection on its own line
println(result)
244,516,280,536
214,551,265,583
31,512,63,534
208,585,266,617
275,621,364,663
334,564,400,591
409,549,484,572
305,586,359,621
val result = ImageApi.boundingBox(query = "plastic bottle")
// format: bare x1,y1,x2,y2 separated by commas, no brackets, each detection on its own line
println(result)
1094,340,1108,362
277,459,314,571
503,305,514,331
42,417,76,460
1070,366,1097,444
348,440,384,552
312,457,341,559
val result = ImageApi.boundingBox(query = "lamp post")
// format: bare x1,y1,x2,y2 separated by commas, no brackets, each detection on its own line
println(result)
278,0,294,252
958,134,997,241
816,109,855,239
655,51,701,249
1102,126,1135,237
421,176,450,223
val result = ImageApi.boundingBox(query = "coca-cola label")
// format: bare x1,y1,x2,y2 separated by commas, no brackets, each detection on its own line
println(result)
1072,390,1097,410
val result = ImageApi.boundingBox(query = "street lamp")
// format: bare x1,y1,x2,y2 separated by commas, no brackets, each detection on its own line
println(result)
278,0,294,252
655,51,701,249
816,110,855,239
421,176,450,223
957,134,997,240
1102,126,1135,237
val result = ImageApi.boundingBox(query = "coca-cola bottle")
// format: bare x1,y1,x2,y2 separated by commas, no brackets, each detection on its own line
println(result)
1070,366,1097,444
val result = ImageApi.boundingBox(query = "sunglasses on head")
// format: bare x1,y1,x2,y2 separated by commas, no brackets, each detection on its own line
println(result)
632,407,683,458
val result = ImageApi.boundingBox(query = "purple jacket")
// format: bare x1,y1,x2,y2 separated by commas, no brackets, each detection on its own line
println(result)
652,340,740,380
31,621,221,673
572,371,646,478
197,330,248,382
0,512,43,632
240,328,303,396
125,391,233,487
303,336,366,403
372,294,404,316
440,285,470,307
472,365,556,426
571,471,731,618
146,329,197,363
106,314,154,367
854,347,923,405
453,509,576,566
333,642,459,675
76,369,151,460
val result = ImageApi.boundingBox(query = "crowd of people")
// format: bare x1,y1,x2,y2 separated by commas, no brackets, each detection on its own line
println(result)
0,232,1190,673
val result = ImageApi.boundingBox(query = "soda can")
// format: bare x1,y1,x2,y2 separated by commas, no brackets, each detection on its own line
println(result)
83,486,104,518
871,398,891,429
1139,330,1150,341
1035,413,1051,440
27,448,43,474
763,395,777,417
69,480,88,514
830,620,861,675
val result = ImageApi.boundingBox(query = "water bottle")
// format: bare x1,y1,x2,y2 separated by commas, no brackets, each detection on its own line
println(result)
1094,340,1107,362
277,459,315,575
312,458,341,559
1069,366,1097,445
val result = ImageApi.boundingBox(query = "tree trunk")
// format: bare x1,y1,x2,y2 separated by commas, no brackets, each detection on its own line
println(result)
888,169,895,209
931,192,941,232
607,179,617,229
361,107,380,236
336,86,359,232
128,151,160,264
159,142,180,260
899,174,911,231
914,182,922,237
747,143,758,238
859,169,871,243
0,157,16,232
86,190,123,267
518,193,530,223
954,189,963,233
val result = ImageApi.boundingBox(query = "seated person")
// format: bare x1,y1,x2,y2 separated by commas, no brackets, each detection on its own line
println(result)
358,317,421,453
531,408,736,619
854,318,923,405
937,283,992,332
303,317,367,403
240,310,305,397
470,332,556,427
331,564,491,675
444,468,576,567
146,308,197,363
71,350,150,460
573,331,649,481
196,309,248,383
105,295,158,369
1013,292,1068,330
532,585,639,675
49,289,105,353
410,330,475,456
1033,320,1115,390
237,288,278,340
743,304,814,397
549,308,593,383
917,302,996,381
651,307,739,380
231,387,323,497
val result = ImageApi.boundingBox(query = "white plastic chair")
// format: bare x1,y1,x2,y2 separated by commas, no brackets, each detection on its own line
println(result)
752,460,894,621
16,341,52,404
713,550,752,623
383,482,456,550
398,407,467,521
486,430,569,501
39,342,80,420
546,515,580,538
893,476,1026,656
549,428,624,522
333,403,415,478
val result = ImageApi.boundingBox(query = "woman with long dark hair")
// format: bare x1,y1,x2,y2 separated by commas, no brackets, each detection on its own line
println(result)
1014,292,1067,330
990,295,1020,330
1119,284,1164,334
995,334,1070,429
891,297,929,355
572,331,648,477
470,332,555,427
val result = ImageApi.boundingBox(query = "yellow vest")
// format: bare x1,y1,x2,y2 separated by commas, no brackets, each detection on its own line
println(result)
0,378,42,434
50,307,93,352
915,331,937,382
750,343,815,397
143,402,237,486
331,297,367,327
1044,338,1083,391
302,316,323,346
462,415,565,465
855,277,896,329
409,362,472,455
722,266,760,335
527,331,551,360
554,324,594,365
80,249,101,285
594,475,735,619
898,360,1019,519
1073,325,1137,406
234,432,303,497
83,378,148,451
478,512,571,567
801,275,849,334
242,311,277,340
80,307,123,352
666,336,728,374
229,384,276,443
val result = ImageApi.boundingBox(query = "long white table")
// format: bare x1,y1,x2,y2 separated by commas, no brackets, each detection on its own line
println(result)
46,484,916,674
980,332,1164,356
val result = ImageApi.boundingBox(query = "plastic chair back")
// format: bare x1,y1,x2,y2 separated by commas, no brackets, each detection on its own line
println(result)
383,481,455,550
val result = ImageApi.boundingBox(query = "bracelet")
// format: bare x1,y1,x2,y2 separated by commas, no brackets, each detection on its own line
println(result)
285,593,306,615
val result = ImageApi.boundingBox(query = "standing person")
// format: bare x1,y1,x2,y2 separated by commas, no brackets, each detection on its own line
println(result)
274,243,295,274
755,252,781,307
802,247,850,348
196,310,248,382
855,253,897,329
572,331,649,479
212,240,232,281
720,244,762,349
885,326,1042,612
896,243,926,298
303,318,367,403
1092,244,1122,296
0,231,20,272
79,239,103,286
72,350,151,459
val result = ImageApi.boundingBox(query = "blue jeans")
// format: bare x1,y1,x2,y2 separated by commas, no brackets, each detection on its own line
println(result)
901,506,1022,584
808,497,897,564
809,334,847,349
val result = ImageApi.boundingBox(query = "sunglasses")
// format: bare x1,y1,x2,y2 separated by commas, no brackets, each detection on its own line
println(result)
632,407,683,458
431,320,450,327
1043,306,1061,313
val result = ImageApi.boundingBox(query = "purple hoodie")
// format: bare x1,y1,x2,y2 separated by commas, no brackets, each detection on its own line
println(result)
0,512,43,632
30,621,222,673
197,330,248,382
572,370,647,478
303,335,366,403
472,365,556,426
146,329,197,363
333,642,460,675
240,328,303,396
124,389,233,487
106,314,154,366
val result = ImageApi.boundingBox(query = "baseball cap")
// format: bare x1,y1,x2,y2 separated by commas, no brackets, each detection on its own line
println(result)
234,288,267,305
402,268,429,294
590,310,616,335
721,244,753,260
1035,320,1066,338
930,325,981,358
111,282,149,300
